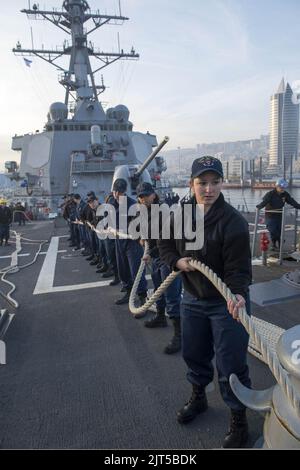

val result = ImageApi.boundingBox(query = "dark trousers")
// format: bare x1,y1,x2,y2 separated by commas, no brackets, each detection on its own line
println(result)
97,238,107,264
115,239,147,293
151,257,182,318
0,224,10,241
181,291,251,411
266,216,282,245
79,225,89,249
104,238,117,272
89,230,98,257
70,222,80,247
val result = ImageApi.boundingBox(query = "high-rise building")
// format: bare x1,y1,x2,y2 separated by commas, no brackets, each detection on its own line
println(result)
269,78,299,168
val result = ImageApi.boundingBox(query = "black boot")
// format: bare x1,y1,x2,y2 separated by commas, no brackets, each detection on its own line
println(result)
164,317,181,354
102,268,115,278
177,384,208,424
90,256,99,266
96,264,108,273
115,290,131,305
222,409,248,448
109,276,120,286
86,255,94,261
144,309,167,328
134,292,148,319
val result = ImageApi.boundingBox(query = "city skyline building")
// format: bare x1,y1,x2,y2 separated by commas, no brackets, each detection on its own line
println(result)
269,78,299,168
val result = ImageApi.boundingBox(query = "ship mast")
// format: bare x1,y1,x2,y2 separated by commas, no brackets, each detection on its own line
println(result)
13,0,139,116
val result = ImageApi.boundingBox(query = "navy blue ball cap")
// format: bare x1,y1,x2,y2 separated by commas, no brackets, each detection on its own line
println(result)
113,178,127,193
136,182,155,197
276,178,288,189
87,195,97,203
191,156,223,178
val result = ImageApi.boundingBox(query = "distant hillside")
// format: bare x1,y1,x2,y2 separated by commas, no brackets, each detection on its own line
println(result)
160,148,196,173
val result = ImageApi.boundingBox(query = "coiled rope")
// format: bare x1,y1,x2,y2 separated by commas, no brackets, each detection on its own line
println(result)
129,241,300,416
73,221,300,415
0,231,49,308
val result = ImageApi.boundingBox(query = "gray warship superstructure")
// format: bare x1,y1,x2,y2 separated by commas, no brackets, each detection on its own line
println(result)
9,0,169,209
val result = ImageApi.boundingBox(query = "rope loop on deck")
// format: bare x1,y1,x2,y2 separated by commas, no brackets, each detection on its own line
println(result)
129,241,300,416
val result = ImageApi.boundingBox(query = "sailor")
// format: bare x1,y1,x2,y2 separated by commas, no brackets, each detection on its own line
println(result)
173,193,180,205
73,194,87,251
14,201,26,226
86,195,108,270
79,197,92,256
158,156,252,448
136,182,183,354
111,178,147,306
164,193,172,207
84,191,97,260
68,194,80,250
99,192,120,286
0,199,13,246
63,193,78,247
256,178,300,250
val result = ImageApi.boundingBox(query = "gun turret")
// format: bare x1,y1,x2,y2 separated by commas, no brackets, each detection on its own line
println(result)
111,137,170,198
135,136,169,178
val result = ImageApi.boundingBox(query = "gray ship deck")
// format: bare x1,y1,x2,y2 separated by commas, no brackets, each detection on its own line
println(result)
0,218,299,449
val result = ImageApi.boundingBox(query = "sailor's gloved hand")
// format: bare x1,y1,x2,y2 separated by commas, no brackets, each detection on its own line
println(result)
227,294,245,322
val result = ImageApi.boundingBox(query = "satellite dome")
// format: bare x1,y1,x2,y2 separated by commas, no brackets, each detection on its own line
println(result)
49,102,68,121
114,104,130,122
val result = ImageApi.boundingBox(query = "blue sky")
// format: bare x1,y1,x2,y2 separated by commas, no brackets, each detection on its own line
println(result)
1,0,300,169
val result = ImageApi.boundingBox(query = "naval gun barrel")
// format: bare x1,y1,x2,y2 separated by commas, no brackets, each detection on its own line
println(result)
135,136,169,178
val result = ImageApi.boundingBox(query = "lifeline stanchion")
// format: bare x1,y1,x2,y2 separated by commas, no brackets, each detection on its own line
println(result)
251,208,259,259
279,205,286,265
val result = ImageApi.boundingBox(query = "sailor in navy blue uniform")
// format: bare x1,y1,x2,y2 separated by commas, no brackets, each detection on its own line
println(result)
159,156,252,448
136,182,183,354
256,178,300,250
0,199,12,246
111,179,148,307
